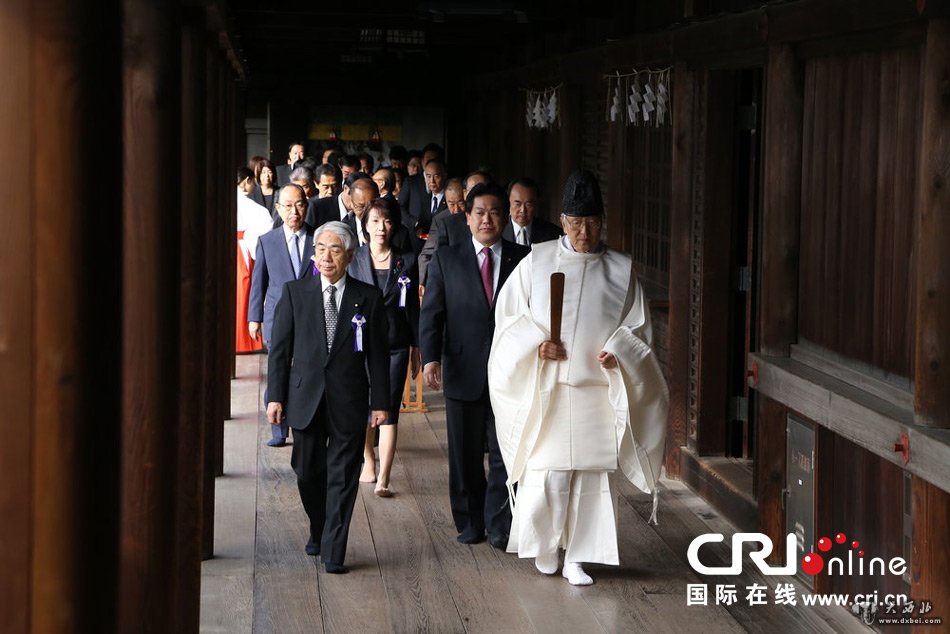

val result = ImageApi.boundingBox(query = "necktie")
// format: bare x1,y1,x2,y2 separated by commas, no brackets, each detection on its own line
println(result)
517,227,527,245
479,246,493,304
325,285,338,351
291,234,301,274
431,195,439,215
345,211,356,233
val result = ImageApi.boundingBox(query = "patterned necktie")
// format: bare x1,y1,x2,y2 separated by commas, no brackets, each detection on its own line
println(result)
431,195,439,215
291,234,301,275
517,227,527,245
325,285,338,351
479,246,493,304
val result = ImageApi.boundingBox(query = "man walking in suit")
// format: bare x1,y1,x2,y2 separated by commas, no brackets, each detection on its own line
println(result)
503,178,561,246
249,184,315,447
267,221,390,573
419,183,530,547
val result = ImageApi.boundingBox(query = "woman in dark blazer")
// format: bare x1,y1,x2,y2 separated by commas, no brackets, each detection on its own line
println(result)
250,158,278,220
348,196,420,497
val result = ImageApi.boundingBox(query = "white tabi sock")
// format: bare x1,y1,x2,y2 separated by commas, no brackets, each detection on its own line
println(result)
535,552,559,575
562,562,593,586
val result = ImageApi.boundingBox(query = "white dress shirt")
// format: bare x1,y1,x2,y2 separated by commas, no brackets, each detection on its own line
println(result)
473,237,502,295
512,222,531,245
321,275,347,309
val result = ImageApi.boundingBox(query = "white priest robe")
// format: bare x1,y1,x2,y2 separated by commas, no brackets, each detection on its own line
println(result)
488,238,669,565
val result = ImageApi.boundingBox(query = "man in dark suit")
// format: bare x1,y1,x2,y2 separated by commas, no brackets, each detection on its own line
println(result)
248,184,315,446
306,171,368,233
419,183,530,548
399,158,447,246
503,178,562,246
275,141,305,186
419,171,492,286
267,221,390,573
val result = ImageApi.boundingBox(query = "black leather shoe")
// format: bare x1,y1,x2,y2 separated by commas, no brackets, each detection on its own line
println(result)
324,562,348,574
488,532,509,550
457,526,486,544
305,537,320,556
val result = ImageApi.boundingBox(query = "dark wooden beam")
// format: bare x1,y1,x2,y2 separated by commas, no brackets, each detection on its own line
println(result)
0,3,35,630
756,396,787,564
665,62,694,476
914,19,950,429
202,35,222,554
26,0,124,631
759,45,802,358
695,69,734,456
174,11,208,630
118,0,183,630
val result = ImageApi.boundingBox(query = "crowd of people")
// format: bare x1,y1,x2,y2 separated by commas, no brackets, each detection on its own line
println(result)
234,141,669,585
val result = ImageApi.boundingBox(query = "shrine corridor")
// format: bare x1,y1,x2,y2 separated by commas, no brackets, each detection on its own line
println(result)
199,355,867,634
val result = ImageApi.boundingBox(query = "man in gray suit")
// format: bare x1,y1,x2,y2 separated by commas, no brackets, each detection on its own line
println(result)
249,183,315,446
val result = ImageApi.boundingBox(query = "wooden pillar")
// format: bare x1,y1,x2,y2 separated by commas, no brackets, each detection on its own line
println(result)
2,1,123,631
914,19,950,429
202,36,222,551
665,62,694,476
173,11,208,628
215,56,231,476
759,45,803,357
118,0,182,630
605,116,627,252
695,70,735,456
755,44,803,551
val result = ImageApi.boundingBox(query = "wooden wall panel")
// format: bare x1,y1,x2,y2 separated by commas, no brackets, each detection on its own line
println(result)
914,20,950,428
799,47,920,378
912,477,950,630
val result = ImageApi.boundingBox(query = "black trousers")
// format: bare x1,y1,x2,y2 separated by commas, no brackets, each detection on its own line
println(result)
291,398,365,565
444,388,511,537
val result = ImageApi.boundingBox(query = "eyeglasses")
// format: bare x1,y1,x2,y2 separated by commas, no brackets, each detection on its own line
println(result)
278,201,308,210
561,215,602,231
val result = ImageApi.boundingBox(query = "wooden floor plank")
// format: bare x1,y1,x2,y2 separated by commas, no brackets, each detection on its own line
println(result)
396,411,537,634
317,492,392,634
252,400,324,633
362,455,466,633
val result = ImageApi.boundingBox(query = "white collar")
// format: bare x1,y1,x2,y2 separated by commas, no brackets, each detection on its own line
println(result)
321,274,346,298
282,224,306,241
472,237,501,256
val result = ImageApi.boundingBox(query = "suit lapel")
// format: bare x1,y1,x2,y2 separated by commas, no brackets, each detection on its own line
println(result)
298,232,314,278
494,241,520,309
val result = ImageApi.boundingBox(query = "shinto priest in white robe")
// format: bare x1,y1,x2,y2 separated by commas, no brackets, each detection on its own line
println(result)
487,237,669,565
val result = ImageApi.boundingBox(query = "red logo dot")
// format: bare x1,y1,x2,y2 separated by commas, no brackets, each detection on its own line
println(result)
817,537,832,552
851,540,860,549
802,553,825,575
858,550,865,557
835,532,847,544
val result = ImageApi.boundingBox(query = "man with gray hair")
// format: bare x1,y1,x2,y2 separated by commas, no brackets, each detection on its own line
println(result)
267,220,390,573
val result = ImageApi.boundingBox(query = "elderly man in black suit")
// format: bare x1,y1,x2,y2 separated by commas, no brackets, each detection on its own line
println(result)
503,178,562,246
267,221,390,574
419,183,530,547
